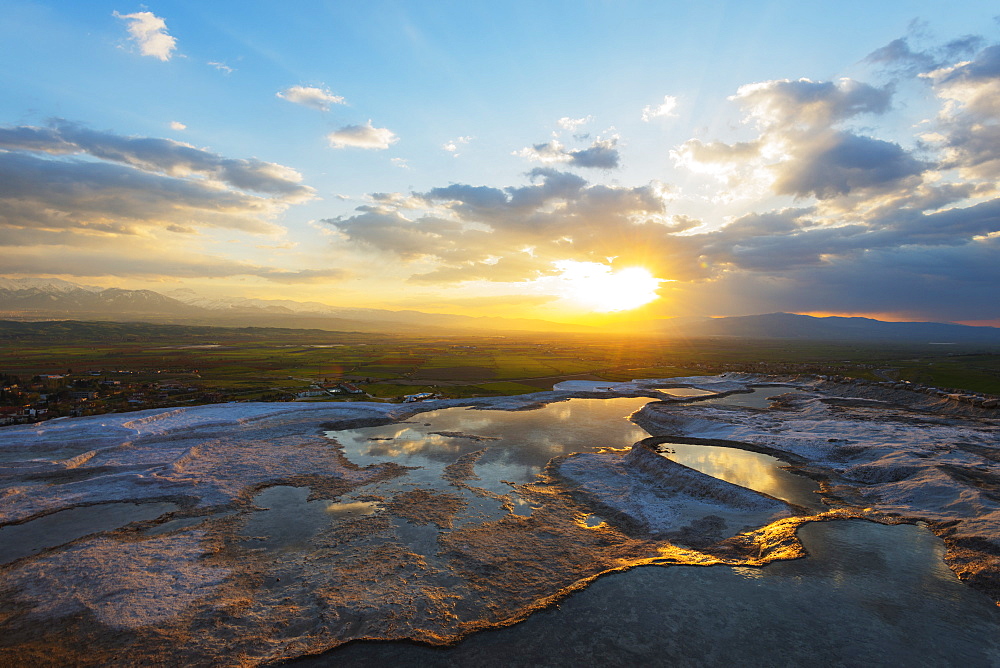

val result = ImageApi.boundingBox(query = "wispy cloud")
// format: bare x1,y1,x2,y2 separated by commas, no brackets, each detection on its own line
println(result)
169,121,186,131
276,85,346,111
113,10,177,61
207,61,234,74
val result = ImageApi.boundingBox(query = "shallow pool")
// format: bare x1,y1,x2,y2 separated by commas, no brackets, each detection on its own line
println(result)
700,386,807,409
656,442,822,510
0,501,179,564
329,396,654,493
290,520,1000,667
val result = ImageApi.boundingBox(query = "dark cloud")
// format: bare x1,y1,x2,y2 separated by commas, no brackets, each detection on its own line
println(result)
865,38,935,71
935,43,1000,84
677,235,1000,321
423,184,510,210
566,140,620,169
864,36,984,77
0,151,283,235
0,120,313,200
772,132,925,199
515,137,620,169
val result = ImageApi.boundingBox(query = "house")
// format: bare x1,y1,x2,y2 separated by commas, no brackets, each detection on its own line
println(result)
338,383,365,394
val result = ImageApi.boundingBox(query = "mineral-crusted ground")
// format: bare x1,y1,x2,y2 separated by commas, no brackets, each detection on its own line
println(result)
0,375,997,666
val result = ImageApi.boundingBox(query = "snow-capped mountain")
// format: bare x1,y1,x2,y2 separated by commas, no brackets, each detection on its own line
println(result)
0,277,103,293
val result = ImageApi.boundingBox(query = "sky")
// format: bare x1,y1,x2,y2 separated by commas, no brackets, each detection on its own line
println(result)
1,1,999,325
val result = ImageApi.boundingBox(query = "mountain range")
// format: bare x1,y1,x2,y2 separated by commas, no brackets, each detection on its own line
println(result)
2,277,999,344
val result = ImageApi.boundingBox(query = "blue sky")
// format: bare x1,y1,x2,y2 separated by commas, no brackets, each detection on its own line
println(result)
2,1,999,324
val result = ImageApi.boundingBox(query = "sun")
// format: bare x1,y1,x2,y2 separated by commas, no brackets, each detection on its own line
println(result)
553,261,662,312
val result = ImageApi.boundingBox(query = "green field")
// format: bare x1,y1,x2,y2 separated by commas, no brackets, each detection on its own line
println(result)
2,320,999,420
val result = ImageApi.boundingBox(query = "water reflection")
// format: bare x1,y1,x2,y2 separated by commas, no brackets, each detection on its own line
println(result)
329,397,654,492
240,486,377,552
290,521,1000,667
659,387,717,398
701,386,806,409
657,443,822,510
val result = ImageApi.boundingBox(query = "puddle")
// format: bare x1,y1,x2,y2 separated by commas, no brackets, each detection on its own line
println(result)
509,492,534,516
240,486,384,552
659,387,717,398
701,386,807,409
656,442,823,510
0,501,179,563
582,514,604,527
292,521,1000,667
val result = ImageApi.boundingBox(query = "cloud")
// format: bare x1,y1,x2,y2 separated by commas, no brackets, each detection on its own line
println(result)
0,151,283,236
323,169,698,283
0,245,349,284
864,38,937,74
864,36,983,76
673,234,1000,321
269,33,1000,321
674,77,924,201
169,121,186,131
442,136,472,154
327,121,398,149
515,137,620,169
317,38,1000,323
0,120,313,200
771,131,925,200
557,116,593,132
113,11,176,61
0,120,315,261
734,78,893,128
924,43,1000,178
276,85,346,111
256,268,350,284
641,95,678,121
207,61,234,74
391,157,409,168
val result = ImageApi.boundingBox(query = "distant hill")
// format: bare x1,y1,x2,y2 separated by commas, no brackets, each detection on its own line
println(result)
0,279,589,334
0,284,203,317
652,312,1000,344
3,278,999,343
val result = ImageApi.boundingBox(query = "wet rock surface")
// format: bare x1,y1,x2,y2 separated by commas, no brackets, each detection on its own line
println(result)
0,376,998,666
